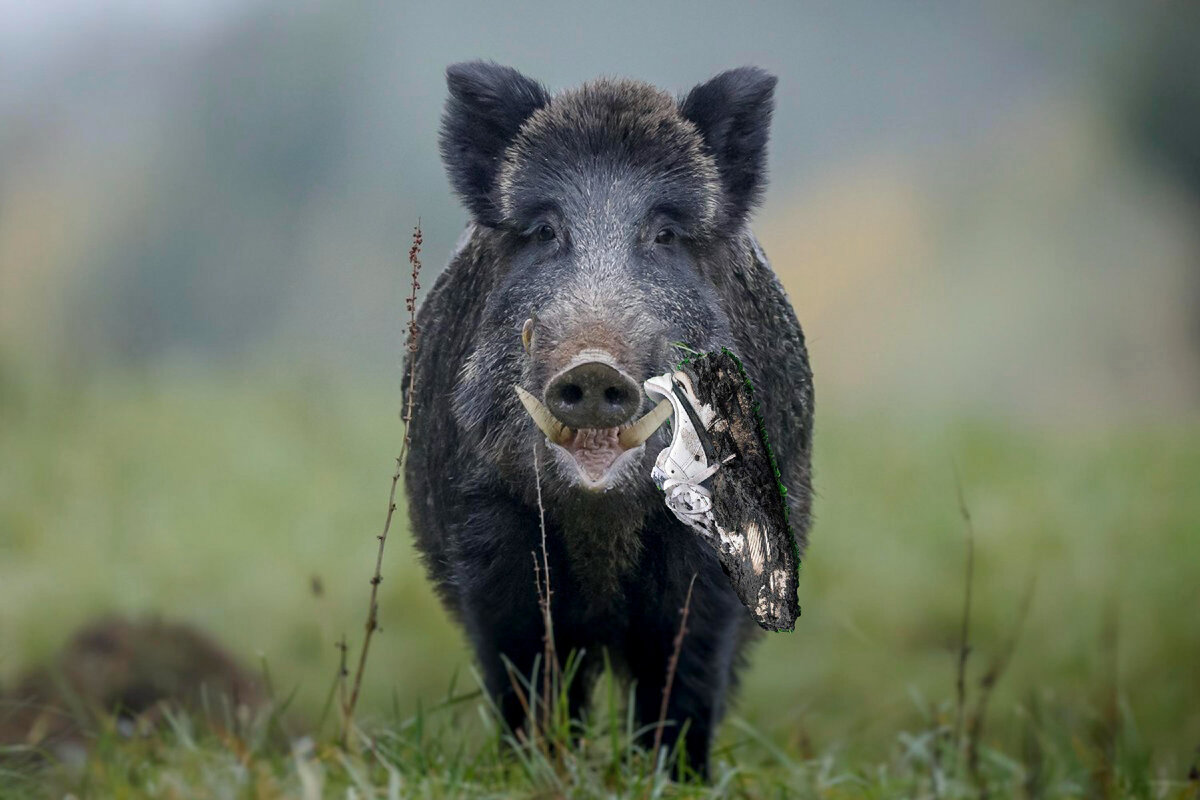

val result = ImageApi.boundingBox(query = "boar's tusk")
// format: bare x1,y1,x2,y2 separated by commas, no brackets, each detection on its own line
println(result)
514,385,573,445
617,398,673,449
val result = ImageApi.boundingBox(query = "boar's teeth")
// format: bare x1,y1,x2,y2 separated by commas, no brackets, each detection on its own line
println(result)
617,398,673,450
514,385,574,445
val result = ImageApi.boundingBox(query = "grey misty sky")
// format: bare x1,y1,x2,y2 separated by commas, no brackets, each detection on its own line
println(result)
371,0,1071,187
0,0,1082,192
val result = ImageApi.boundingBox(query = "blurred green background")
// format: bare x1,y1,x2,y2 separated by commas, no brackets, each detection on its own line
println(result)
1,0,1198,771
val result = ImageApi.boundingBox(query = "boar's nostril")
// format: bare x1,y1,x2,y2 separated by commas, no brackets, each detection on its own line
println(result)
545,361,641,430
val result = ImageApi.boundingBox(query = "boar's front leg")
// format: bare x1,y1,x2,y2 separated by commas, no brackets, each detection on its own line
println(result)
452,495,562,737
626,561,744,780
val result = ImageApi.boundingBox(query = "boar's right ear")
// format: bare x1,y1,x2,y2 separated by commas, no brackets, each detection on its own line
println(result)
439,61,550,226
680,67,777,227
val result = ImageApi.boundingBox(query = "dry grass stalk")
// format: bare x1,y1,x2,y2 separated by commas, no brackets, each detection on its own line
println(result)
1090,600,1120,800
967,573,1036,797
951,468,975,763
531,443,560,744
653,572,698,763
504,658,534,735
335,634,349,713
340,221,423,745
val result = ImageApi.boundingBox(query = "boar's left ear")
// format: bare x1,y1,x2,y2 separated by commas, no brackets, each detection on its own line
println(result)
680,67,777,226
440,61,551,226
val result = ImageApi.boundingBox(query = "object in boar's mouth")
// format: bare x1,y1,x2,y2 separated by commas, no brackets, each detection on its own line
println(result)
645,348,800,632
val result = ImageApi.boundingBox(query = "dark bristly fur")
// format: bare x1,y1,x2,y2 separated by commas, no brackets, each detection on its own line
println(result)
440,63,551,227
406,61,814,777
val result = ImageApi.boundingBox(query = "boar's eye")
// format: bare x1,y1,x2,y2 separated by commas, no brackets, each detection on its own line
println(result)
533,223,557,243
654,227,677,245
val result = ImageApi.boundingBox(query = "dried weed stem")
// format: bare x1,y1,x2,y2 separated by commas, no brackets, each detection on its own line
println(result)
531,443,560,742
340,221,422,745
951,468,975,760
653,572,698,762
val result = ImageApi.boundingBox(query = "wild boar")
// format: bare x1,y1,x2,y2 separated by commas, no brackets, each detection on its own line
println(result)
405,61,813,775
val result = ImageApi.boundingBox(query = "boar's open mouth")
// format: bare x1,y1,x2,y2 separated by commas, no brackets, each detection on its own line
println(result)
514,385,673,487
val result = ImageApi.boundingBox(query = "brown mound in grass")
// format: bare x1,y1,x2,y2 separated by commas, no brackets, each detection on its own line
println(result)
0,617,266,763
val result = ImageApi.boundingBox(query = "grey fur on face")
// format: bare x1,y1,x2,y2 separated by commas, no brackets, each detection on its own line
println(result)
496,79,722,231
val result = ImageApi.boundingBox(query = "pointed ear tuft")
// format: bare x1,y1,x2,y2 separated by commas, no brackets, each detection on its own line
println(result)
439,61,550,225
680,67,777,226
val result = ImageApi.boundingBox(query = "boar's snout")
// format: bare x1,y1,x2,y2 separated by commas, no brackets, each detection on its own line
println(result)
545,360,641,430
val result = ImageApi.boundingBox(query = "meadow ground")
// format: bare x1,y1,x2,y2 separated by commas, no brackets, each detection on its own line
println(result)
0,358,1197,797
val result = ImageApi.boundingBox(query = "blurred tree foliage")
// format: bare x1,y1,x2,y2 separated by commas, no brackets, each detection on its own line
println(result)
1119,0,1200,350
82,7,362,358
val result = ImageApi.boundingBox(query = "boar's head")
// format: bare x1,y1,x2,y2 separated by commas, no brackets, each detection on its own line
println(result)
440,61,776,505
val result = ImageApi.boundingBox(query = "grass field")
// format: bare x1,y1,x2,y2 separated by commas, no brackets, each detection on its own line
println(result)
1,358,1198,797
